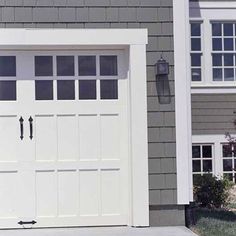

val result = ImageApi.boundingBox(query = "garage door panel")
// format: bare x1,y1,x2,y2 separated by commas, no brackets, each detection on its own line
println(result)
79,170,99,216
0,51,129,228
100,114,120,160
17,170,35,218
58,170,78,217
57,115,77,161
78,115,99,161
0,171,18,218
35,214,127,228
36,170,57,217
35,116,57,161
0,116,18,162
101,169,120,215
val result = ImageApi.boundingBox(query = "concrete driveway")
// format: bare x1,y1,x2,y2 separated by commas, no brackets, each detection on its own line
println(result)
0,226,197,236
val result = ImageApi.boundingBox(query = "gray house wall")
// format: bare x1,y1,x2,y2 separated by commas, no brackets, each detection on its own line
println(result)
0,0,184,226
192,94,236,135
190,0,236,136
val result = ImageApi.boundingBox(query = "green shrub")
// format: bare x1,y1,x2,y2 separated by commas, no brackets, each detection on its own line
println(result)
194,175,233,208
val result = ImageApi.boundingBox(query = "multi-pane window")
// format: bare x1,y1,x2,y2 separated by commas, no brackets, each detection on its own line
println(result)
190,22,202,81
34,55,119,101
192,144,213,183
222,143,236,183
212,23,236,81
0,56,17,101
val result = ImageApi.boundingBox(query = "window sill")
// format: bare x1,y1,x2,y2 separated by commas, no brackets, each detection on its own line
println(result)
191,84,236,94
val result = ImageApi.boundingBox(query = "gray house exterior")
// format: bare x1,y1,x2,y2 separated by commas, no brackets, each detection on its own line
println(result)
190,0,236,185
191,0,236,136
0,0,192,228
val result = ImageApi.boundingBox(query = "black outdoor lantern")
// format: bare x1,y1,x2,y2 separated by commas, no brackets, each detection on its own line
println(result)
155,57,169,76
155,56,171,104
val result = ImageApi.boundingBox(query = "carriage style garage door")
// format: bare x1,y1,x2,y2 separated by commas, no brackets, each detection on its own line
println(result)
0,51,129,229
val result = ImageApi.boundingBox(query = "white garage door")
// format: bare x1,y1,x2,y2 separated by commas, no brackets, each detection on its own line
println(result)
0,51,129,229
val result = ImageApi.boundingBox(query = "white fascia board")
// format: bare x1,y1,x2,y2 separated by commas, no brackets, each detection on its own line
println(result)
0,29,148,49
173,0,193,204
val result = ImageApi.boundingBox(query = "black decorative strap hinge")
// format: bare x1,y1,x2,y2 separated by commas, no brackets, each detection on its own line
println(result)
28,116,33,140
18,220,37,225
19,116,24,140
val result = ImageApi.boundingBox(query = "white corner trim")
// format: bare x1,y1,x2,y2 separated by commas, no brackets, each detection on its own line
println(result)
173,0,193,204
0,28,149,226
0,29,148,49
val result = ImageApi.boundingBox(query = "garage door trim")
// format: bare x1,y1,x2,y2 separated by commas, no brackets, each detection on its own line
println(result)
0,28,149,227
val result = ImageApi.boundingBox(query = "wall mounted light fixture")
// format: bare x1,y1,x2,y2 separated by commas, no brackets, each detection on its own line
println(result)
155,57,169,76
155,56,171,104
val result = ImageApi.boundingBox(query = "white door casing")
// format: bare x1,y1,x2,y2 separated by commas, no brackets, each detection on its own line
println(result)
0,29,149,228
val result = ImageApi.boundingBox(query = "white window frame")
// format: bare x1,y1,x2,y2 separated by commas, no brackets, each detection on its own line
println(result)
221,143,236,182
192,135,234,179
190,1,236,93
192,143,214,176
0,28,149,227
190,21,204,83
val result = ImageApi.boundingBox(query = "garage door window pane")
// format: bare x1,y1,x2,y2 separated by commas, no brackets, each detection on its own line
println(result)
35,56,53,76
100,80,118,100
57,80,75,100
100,56,118,76
78,56,96,76
79,80,96,100
57,56,75,76
0,56,16,77
0,81,16,100
35,80,53,100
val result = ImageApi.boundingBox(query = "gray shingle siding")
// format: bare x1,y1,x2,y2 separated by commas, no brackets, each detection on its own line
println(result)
192,94,236,135
0,0,181,226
